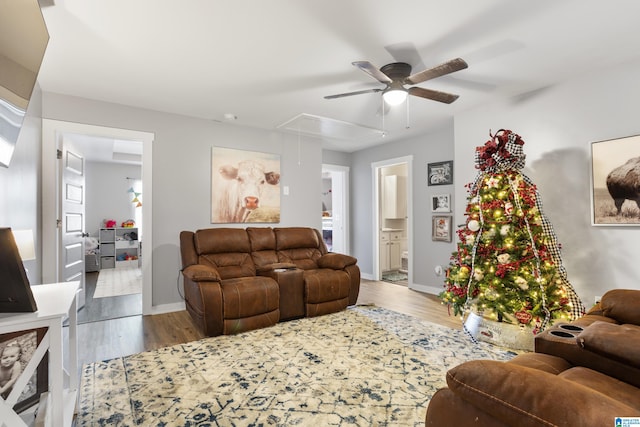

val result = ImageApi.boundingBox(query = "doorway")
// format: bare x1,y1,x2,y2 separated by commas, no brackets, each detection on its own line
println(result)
372,156,413,286
321,164,350,254
42,120,154,316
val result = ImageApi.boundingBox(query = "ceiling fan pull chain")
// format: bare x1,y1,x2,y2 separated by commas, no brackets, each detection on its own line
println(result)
381,96,386,137
406,97,411,129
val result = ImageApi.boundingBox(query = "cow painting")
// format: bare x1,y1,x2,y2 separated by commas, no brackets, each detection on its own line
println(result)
606,156,640,216
211,148,281,223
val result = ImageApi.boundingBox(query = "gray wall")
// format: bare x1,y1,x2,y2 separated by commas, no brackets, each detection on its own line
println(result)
454,57,640,308
322,149,352,167
350,124,455,289
85,162,142,237
15,55,640,310
42,92,322,307
0,85,42,284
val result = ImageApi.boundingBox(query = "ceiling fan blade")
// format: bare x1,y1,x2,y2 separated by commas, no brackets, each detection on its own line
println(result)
324,88,383,100
405,58,468,85
408,87,460,104
352,61,392,84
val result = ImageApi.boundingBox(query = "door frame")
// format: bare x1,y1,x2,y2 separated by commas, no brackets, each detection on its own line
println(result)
372,155,413,285
42,119,155,315
321,164,350,254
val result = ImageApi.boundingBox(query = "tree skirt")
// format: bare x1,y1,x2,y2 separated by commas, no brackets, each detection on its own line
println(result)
78,305,519,426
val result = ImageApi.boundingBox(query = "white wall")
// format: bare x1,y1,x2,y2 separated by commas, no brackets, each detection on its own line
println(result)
454,57,640,308
42,92,323,307
85,162,142,237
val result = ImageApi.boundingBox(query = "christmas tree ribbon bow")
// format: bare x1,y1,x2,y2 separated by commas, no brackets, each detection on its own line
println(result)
475,129,526,173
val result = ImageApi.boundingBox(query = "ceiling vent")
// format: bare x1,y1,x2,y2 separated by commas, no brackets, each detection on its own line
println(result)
277,113,384,141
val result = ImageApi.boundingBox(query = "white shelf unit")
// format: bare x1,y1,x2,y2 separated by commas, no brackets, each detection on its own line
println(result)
99,227,139,269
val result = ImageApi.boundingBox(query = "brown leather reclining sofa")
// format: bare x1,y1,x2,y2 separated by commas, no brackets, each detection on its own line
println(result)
425,289,640,426
180,227,360,336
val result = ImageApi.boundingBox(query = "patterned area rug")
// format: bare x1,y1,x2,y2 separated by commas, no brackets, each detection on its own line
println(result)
78,305,519,426
93,267,142,298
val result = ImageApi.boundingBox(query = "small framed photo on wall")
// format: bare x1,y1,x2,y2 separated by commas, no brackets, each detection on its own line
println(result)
432,215,452,242
427,160,453,186
431,194,451,212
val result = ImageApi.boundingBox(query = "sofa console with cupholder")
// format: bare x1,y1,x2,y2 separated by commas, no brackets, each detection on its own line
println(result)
534,289,640,387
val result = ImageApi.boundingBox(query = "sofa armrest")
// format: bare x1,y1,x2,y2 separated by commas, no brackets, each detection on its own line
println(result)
445,360,635,427
255,263,297,274
182,264,221,282
578,321,640,369
317,253,357,270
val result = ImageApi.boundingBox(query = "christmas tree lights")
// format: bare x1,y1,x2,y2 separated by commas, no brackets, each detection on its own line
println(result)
439,130,584,333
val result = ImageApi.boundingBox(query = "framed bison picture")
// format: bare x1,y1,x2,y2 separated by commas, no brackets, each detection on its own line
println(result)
211,147,281,223
591,134,640,226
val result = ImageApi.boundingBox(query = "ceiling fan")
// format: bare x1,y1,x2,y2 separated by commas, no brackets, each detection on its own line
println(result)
325,58,468,105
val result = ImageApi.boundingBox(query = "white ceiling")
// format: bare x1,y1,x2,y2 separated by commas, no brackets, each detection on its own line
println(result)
37,0,640,154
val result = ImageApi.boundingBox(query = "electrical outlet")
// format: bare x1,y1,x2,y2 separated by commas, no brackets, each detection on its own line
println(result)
594,295,602,305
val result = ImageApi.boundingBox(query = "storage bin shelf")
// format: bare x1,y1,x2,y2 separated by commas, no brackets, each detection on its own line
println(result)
99,227,140,269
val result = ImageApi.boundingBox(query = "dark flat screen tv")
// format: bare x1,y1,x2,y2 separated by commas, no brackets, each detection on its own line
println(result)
0,227,37,312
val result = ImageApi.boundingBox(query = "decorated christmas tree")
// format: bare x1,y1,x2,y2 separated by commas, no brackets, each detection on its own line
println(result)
440,129,584,334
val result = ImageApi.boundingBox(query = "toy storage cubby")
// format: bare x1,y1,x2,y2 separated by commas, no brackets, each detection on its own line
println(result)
99,227,139,269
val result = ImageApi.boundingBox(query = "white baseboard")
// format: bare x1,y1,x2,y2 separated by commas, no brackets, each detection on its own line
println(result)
361,272,374,280
151,301,186,315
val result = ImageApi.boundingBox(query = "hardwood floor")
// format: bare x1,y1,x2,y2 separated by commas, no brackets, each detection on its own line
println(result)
75,279,461,370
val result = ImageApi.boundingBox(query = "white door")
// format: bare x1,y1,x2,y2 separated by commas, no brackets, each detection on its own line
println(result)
42,120,154,315
372,156,413,283
322,164,350,254
59,138,86,308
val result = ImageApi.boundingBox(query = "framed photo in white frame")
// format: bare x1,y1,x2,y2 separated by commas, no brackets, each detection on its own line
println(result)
431,194,451,212
432,215,452,242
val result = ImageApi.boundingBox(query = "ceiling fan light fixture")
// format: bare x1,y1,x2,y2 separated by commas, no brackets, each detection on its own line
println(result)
382,84,408,106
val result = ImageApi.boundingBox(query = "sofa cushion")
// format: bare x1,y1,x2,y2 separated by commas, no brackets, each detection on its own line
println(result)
317,253,357,270
445,359,638,427
182,264,221,282
278,248,322,270
195,228,251,254
508,352,572,375
200,252,256,279
600,289,640,325
246,227,276,251
577,321,640,370
274,227,320,250
221,276,279,319
559,367,640,411
304,269,350,304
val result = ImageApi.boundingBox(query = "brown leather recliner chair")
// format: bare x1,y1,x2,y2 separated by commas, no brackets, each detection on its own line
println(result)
425,289,640,426
180,227,360,337
180,228,280,337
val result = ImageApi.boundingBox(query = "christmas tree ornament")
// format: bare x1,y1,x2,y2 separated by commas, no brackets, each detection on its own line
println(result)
467,220,480,231
440,129,585,344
